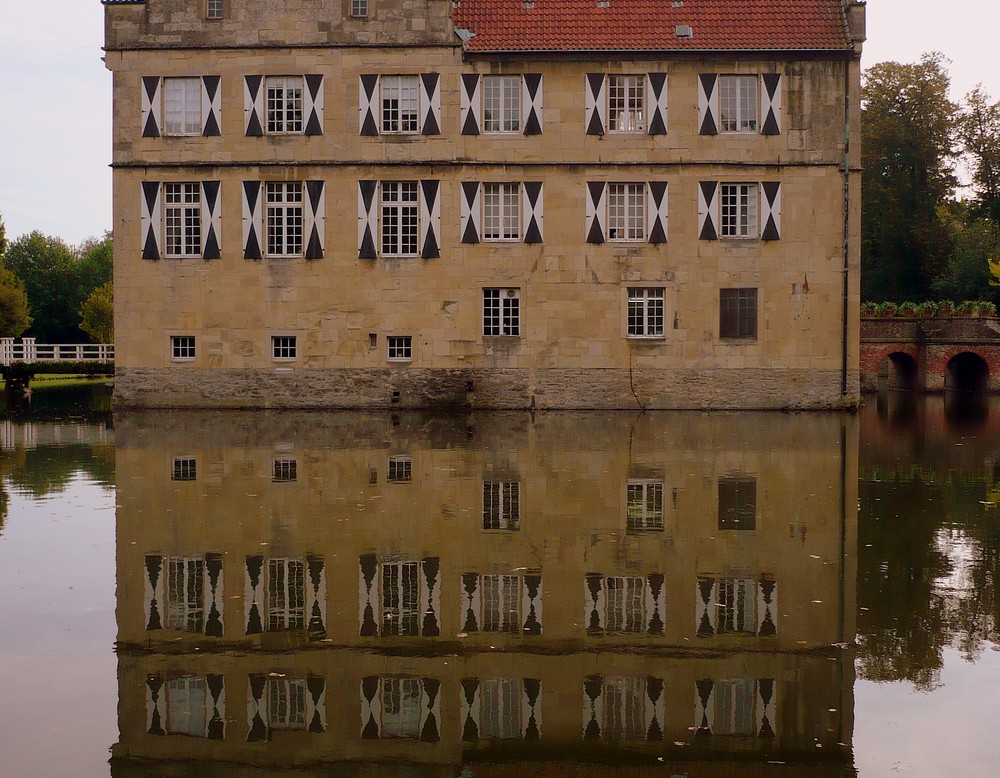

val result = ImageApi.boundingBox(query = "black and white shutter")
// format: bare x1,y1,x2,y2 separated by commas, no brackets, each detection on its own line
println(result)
361,677,440,741
140,181,162,260
522,574,543,635
644,678,666,741
760,74,782,135
585,74,607,135
695,577,718,637
420,73,441,135
306,556,327,637
695,679,715,734
522,74,543,135
247,674,268,742
244,75,265,136
201,76,222,136
584,573,607,633
359,554,379,635
419,557,441,636
698,74,719,136
143,555,164,630
645,574,666,635
303,74,324,135
304,180,326,260
460,573,481,632
359,74,379,136
760,182,781,240
585,182,608,244
756,679,777,737
757,578,777,636
245,555,265,634
357,180,378,259
419,179,441,259
461,679,542,741
200,180,222,259
583,676,604,740
460,74,482,135
646,73,668,135
419,677,442,741
146,675,166,735
241,181,263,260
141,76,163,137
204,554,224,636
698,181,719,241
460,182,481,244
645,181,668,244
522,182,543,244
306,676,327,733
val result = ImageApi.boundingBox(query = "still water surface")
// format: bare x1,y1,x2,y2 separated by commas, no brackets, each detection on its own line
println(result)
0,387,998,776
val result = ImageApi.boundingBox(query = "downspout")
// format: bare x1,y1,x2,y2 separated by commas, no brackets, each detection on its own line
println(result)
842,56,851,397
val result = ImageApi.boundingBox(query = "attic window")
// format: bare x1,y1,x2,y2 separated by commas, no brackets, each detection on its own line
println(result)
597,1,610,7
675,25,693,39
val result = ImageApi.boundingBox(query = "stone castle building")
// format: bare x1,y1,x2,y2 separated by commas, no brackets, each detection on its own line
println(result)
103,0,866,409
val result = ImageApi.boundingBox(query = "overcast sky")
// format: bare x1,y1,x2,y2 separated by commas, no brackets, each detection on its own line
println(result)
0,0,995,245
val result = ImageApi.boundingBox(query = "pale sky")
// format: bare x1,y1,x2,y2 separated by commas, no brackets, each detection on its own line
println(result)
0,0,995,245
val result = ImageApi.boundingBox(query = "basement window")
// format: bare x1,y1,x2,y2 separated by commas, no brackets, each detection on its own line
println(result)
206,0,223,20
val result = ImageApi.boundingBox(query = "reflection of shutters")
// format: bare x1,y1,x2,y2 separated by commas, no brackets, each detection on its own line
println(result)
582,675,603,740
522,678,542,739
243,75,264,136
141,76,162,137
420,73,441,135
644,677,665,741
206,675,226,740
760,182,781,241
584,573,606,633
521,182,543,244
304,180,326,260
646,73,668,135
140,182,162,260
461,182,481,244
698,74,719,135
146,675,166,735
357,180,378,260
241,181,263,260
696,576,717,637
460,573,481,632
522,574,542,635
698,181,719,241
460,74,481,135
419,180,440,259
201,76,221,136
306,675,327,733
585,182,607,244
244,555,264,634
760,74,782,135
585,73,607,135
360,676,382,738
419,677,441,741
757,578,777,636
522,74,543,135
645,573,665,635
305,555,327,637
144,555,164,630
204,553,224,636
200,180,222,260
645,181,668,244
247,674,268,741
695,678,715,735
303,74,324,135
460,678,481,741
420,557,441,636
359,74,379,135
359,553,380,635
756,678,776,738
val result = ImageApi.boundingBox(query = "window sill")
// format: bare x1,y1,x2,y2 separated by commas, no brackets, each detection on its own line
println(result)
718,337,757,343
387,358,413,364
171,358,196,363
626,336,667,342
483,335,521,340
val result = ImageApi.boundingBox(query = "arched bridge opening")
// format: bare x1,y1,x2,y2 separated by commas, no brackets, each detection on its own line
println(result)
881,351,919,392
945,352,990,394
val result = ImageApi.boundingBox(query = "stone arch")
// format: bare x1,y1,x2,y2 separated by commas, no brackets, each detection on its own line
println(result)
945,351,989,394
860,343,920,393
882,351,919,392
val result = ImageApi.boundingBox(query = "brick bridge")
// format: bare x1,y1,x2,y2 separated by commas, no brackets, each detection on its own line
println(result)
860,316,1000,392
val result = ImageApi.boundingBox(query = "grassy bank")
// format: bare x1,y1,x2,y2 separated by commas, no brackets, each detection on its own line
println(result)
0,374,114,390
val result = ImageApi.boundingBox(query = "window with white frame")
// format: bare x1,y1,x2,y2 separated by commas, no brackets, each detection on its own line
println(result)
481,679,523,739
604,576,645,632
172,457,197,481
163,78,202,136
483,481,520,530
608,183,645,241
166,557,205,632
271,335,298,360
387,336,412,362
265,76,304,134
720,183,758,238
163,183,201,257
482,183,520,241
381,561,420,635
626,480,664,531
206,0,223,19
380,75,420,133
381,677,422,738
483,75,521,132
265,182,304,257
481,574,521,632
716,578,758,635
267,557,305,630
608,75,645,133
171,335,196,361
267,678,307,731
387,455,412,483
167,676,209,736
350,0,368,17
719,75,758,133
483,288,520,337
627,288,665,338
273,458,297,482
380,181,419,256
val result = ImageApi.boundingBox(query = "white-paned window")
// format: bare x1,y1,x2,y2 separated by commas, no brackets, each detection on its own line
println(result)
380,75,420,133
163,78,202,136
483,481,520,530
603,676,646,740
481,679,522,739
720,184,758,238
387,336,412,362
350,0,368,18
381,561,421,635
163,183,201,257
483,75,521,132
626,480,664,530
267,558,305,630
266,182,304,257
717,578,757,634
172,457,197,481
482,183,520,241
608,75,645,133
605,576,645,632
719,75,758,132
381,677,422,738
171,335,196,360
265,76,304,134
206,0,223,20
267,678,307,731
387,455,412,483
166,557,205,631
712,678,756,735
483,288,520,337
273,458,297,482
608,183,645,241
380,181,419,256
627,288,665,338
271,335,297,360
481,574,521,632
167,677,208,736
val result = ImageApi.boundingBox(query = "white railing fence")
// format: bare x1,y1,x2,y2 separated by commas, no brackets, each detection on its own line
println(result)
0,338,114,366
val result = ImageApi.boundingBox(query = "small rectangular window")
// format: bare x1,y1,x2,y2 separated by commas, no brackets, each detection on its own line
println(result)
483,288,520,337
265,182,304,257
627,288,665,338
719,75,758,133
387,455,412,483
272,335,298,360
608,75,645,133
273,458,297,482
718,476,756,530
172,457,197,481
483,75,521,133
608,183,645,241
163,78,202,136
483,482,520,530
380,75,419,134
626,480,664,532
265,76,304,134
719,288,758,340
387,336,412,361
206,0,223,20
171,336,196,360
351,0,368,17
720,183,758,239
482,183,520,241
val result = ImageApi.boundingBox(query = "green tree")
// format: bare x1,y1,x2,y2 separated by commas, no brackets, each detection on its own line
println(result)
862,53,958,302
0,212,7,257
79,280,113,343
958,87,1000,222
933,207,1000,303
0,266,32,338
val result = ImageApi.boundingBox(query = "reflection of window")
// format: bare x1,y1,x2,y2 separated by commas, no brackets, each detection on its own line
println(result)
268,558,305,630
267,678,307,731
694,677,776,739
361,675,440,741
460,572,542,635
482,678,522,738
717,578,757,634
483,481,520,530
712,678,755,735
585,573,664,635
482,575,520,632
382,677,423,738
245,555,326,638
604,676,645,740
718,475,756,529
172,457,197,481
359,555,440,638
382,560,420,635
167,676,208,736
147,673,225,739
273,458,297,482
583,675,664,742
605,576,644,632
695,576,776,638
626,480,664,531
387,455,412,483
461,677,541,742
167,557,204,631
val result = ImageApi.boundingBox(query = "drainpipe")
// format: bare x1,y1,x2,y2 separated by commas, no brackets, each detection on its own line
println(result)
843,2,866,398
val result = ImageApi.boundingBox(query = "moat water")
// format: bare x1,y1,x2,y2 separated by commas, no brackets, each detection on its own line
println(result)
1,385,999,776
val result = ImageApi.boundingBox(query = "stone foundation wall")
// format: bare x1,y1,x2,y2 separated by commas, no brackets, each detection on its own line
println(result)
114,367,860,410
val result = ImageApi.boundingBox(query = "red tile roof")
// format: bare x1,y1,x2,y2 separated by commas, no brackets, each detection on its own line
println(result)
453,0,852,53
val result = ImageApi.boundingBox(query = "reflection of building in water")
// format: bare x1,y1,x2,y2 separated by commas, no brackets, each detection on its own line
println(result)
112,411,857,775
